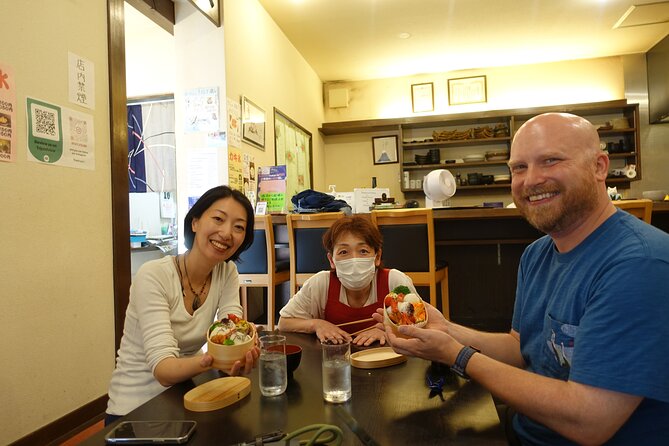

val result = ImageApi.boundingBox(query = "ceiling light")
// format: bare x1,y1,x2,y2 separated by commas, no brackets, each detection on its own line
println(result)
398,32,411,39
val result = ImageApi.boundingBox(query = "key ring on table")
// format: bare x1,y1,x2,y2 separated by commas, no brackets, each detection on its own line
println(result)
233,424,343,446
426,372,446,401
282,424,344,446
426,361,453,401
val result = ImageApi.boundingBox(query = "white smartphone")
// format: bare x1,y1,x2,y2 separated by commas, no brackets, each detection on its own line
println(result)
104,420,197,444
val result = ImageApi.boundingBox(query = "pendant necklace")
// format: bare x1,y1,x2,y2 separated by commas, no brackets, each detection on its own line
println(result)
182,252,210,311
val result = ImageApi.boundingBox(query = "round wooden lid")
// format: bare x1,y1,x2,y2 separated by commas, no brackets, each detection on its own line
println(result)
183,377,251,412
350,347,406,369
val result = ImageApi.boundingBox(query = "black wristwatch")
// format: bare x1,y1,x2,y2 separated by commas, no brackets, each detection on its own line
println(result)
450,346,480,379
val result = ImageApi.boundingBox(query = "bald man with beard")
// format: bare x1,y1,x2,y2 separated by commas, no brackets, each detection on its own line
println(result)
375,113,669,445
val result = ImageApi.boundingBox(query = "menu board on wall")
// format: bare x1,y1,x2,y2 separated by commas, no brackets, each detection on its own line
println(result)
257,165,287,213
228,147,243,192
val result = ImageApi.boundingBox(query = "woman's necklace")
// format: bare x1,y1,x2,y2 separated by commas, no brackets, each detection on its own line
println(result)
182,252,210,311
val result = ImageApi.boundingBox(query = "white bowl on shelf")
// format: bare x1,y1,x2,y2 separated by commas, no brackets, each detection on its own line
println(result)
463,154,485,162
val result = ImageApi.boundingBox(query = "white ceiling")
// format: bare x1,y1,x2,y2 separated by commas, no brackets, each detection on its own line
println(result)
257,0,669,82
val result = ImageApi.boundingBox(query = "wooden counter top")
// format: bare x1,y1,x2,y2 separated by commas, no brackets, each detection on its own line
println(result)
271,200,667,223
652,201,669,212
433,207,522,220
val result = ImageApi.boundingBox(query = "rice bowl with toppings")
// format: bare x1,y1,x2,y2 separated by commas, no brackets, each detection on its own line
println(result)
383,286,428,336
206,314,256,370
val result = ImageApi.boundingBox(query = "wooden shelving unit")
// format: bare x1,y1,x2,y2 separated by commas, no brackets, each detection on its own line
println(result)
319,100,641,193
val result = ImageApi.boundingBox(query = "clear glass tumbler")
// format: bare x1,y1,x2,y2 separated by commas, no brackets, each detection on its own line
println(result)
259,334,287,397
321,339,351,403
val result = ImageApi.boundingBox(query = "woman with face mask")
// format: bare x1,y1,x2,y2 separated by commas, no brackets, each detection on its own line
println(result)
278,216,418,346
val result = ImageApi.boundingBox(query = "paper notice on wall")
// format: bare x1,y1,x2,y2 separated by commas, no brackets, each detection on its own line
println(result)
0,62,16,163
206,131,226,149
228,147,243,192
26,97,95,170
187,147,219,206
226,97,241,148
257,165,287,213
68,52,95,110
184,87,219,133
243,152,256,207
160,191,176,218
353,188,390,214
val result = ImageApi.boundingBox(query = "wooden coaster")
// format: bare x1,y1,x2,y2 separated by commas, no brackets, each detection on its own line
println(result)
350,347,407,369
184,377,251,412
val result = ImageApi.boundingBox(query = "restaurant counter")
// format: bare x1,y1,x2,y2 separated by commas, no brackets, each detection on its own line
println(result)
433,202,668,330
270,202,668,332
83,333,505,446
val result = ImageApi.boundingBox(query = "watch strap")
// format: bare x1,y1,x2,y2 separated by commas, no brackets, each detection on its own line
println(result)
450,346,480,379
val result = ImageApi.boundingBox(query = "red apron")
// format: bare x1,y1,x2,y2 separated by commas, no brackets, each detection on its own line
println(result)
323,269,389,334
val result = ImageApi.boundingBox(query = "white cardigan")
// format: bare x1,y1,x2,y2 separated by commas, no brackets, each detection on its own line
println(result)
106,256,243,416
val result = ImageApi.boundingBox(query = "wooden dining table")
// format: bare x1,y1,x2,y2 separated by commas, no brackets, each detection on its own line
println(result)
83,332,506,445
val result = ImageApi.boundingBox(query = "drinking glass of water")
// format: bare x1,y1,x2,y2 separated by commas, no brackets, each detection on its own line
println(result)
259,334,287,397
321,339,351,403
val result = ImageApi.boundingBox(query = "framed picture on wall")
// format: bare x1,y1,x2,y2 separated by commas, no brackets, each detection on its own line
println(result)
242,96,265,150
372,135,399,165
411,82,434,113
448,75,487,105
187,0,221,27
274,108,313,201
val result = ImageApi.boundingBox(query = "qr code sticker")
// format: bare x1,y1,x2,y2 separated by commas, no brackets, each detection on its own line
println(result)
69,116,87,144
31,103,60,141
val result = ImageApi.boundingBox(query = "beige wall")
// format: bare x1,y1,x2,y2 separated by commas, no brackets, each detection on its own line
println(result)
324,57,624,122
0,1,115,443
322,57,668,206
223,0,326,192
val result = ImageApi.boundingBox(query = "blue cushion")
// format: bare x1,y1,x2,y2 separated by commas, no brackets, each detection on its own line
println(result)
379,224,430,272
295,228,330,273
235,229,268,274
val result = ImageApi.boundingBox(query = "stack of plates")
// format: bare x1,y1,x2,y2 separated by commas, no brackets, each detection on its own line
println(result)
415,154,431,164
494,174,511,184
463,154,485,162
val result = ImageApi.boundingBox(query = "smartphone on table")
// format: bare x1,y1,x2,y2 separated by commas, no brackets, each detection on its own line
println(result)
104,420,197,444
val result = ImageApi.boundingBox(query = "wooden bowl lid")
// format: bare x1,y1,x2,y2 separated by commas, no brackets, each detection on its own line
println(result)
183,377,251,412
351,347,406,369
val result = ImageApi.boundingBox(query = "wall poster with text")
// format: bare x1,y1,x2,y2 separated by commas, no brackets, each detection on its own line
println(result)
0,62,16,162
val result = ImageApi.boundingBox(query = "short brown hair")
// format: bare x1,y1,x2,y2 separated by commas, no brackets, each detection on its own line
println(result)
322,215,383,254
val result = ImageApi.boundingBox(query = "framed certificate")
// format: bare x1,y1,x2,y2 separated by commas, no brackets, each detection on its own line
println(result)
448,75,487,105
411,82,434,113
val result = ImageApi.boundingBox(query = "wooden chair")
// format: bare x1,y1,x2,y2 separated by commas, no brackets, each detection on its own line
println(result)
286,212,345,296
371,208,450,318
613,199,653,223
234,214,290,329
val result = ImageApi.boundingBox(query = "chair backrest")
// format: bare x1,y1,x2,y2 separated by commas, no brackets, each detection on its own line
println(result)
371,208,435,273
235,214,274,274
286,212,345,294
613,199,653,224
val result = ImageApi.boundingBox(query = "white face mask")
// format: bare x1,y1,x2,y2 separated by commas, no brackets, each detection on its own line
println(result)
333,257,376,291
